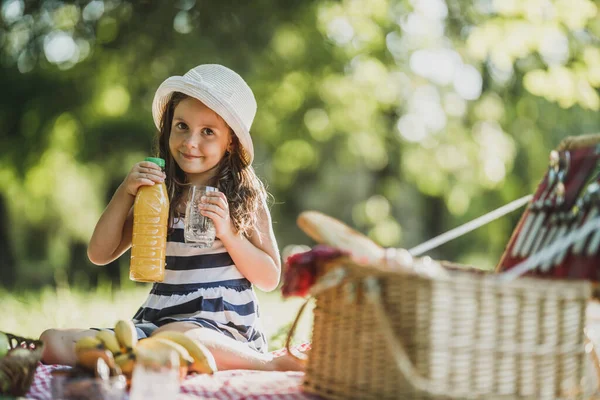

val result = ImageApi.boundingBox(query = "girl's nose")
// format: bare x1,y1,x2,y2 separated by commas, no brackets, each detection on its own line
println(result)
182,131,201,148
182,138,196,149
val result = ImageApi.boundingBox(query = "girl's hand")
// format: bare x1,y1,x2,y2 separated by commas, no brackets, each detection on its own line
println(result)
122,161,166,197
199,191,234,239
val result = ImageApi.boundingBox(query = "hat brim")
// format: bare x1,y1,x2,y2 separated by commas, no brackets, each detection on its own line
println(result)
152,75,254,165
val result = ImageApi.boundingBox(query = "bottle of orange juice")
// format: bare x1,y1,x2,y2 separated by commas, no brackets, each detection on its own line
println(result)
130,157,169,282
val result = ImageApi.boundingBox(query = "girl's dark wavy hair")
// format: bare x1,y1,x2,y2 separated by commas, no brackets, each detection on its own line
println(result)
154,92,267,237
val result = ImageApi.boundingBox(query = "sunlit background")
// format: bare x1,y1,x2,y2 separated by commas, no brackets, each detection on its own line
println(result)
1,0,599,345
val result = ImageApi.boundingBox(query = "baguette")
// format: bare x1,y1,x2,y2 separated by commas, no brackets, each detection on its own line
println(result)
297,211,385,264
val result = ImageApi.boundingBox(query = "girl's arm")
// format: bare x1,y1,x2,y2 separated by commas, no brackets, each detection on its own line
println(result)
87,161,165,265
208,195,281,292
87,185,135,265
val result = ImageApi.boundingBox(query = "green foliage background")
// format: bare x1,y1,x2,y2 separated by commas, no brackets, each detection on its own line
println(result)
1,0,599,291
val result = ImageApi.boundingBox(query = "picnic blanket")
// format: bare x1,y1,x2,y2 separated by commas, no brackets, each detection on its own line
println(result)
26,344,317,400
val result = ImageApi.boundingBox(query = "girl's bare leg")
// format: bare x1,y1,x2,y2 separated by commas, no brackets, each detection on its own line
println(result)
152,322,306,372
39,328,98,365
40,322,307,371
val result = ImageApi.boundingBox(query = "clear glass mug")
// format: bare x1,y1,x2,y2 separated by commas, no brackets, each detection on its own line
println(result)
129,348,180,400
184,185,218,248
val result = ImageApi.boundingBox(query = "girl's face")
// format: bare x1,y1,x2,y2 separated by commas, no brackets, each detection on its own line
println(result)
169,97,231,185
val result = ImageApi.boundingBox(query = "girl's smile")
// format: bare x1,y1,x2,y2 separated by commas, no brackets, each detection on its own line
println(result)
181,152,203,160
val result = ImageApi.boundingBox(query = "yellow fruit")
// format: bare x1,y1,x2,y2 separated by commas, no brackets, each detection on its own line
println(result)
134,346,165,368
96,330,122,355
74,336,103,353
76,348,115,371
114,320,138,351
137,337,193,367
114,352,136,377
152,331,217,374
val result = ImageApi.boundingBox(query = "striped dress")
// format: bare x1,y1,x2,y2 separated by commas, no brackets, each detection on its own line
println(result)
132,217,268,353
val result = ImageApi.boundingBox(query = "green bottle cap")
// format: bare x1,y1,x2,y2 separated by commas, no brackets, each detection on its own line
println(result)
145,157,165,168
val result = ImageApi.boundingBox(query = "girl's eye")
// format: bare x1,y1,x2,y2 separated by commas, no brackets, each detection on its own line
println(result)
175,122,188,130
202,128,215,136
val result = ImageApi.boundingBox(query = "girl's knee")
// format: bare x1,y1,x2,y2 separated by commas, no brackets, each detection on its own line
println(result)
39,329,65,364
39,329,96,365
40,328,62,349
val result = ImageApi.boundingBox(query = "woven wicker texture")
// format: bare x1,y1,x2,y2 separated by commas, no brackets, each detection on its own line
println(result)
300,261,594,400
0,332,44,396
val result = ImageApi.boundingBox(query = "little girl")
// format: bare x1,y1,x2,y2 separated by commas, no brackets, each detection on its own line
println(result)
40,64,304,372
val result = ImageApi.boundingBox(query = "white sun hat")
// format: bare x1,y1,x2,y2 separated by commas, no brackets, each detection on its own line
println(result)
152,64,257,164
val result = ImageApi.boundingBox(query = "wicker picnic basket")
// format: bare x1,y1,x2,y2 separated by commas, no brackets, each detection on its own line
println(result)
283,134,600,399
0,332,44,396
287,258,596,399
284,134,600,399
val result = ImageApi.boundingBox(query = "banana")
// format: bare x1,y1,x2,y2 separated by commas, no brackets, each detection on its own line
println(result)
152,331,218,374
95,330,122,355
134,346,166,367
114,320,138,352
114,352,136,377
74,336,103,353
137,337,193,367
76,348,115,371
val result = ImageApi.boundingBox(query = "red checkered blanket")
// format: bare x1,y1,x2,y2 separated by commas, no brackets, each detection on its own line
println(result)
26,344,317,400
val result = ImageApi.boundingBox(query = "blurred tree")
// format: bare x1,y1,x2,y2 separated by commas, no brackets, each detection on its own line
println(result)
0,0,599,289
0,0,318,288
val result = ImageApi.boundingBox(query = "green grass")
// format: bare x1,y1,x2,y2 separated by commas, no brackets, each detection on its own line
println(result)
0,285,313,351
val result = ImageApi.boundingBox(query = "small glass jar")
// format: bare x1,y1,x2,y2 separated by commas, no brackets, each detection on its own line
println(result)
128,348,180,400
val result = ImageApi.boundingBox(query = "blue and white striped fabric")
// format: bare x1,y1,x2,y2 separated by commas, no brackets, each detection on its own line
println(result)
132,218,267,353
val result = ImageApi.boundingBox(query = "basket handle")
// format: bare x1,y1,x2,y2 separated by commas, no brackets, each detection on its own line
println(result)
284,296,311,363
363,277,598,399
284,267,348,362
